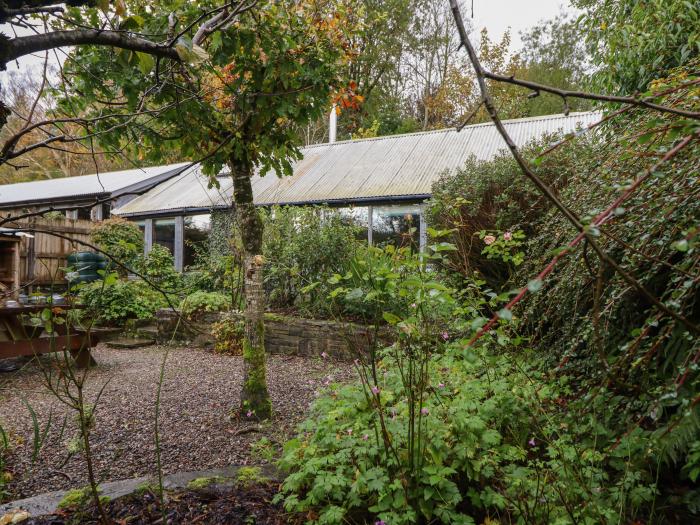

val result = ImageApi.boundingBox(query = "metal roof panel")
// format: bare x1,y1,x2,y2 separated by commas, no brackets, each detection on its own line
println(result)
113,111,601,216
0,163,190,206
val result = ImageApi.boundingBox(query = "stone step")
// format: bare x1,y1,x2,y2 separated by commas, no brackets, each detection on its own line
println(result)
105,337,155,349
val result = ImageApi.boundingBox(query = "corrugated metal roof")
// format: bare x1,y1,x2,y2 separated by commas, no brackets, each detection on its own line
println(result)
113,111,601,217
0,162,190,206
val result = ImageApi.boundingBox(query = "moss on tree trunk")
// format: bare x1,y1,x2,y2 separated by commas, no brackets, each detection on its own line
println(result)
231,158,271,420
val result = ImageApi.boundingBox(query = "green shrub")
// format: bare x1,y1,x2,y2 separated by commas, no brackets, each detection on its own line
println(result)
90,218,143,274
135,244,182,292
510,64,700,516
78,278,168,326
279,345,659,524
180,290,230,320
425,136,595,290
211,313,244,355
572,0,700,94
262,206,364,317
188,211,243,297
192,206,363,317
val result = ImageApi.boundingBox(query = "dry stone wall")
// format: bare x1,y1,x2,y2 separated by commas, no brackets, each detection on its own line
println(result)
155,309,383,361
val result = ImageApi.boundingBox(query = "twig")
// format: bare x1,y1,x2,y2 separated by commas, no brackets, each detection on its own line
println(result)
482,71,700,120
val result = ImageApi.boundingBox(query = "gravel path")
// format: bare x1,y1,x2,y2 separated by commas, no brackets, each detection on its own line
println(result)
0,345,354,499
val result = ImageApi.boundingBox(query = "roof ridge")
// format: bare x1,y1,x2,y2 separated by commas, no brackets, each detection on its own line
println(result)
301,111,602,151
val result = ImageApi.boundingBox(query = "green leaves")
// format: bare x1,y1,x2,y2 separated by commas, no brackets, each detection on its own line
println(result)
136,52,155,75
526,279,543,293
382,312,401,325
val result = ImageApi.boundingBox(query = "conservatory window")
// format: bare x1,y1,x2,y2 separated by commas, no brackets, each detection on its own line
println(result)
337,206,370,241
154,218,176,255
184,214,212,268
371,204,421,250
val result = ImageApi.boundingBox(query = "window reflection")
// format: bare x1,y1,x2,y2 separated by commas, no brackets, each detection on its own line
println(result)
372,204,420,250
184,214,211,268
337,206,369,242
154,218,175,254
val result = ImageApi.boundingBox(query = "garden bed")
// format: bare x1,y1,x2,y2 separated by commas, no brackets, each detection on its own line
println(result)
0,344,354,500
24,480,286,524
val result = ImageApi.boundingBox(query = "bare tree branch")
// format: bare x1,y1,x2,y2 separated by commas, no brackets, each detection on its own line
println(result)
483,71,700,120
1,29,181,70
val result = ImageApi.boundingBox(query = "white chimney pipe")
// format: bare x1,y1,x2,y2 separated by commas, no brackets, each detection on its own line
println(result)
329,104,337,144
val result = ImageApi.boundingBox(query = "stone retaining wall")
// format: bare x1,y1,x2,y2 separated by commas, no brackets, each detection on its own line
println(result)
155,309,383,361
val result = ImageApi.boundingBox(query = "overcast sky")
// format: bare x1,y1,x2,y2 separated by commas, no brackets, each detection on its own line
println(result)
469,0,574,49
2,1,575,76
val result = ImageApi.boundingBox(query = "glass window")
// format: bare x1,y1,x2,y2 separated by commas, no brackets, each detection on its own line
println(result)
371,204,421,250
154,218,175,255
337,206,369,242
77,206,92,221
184,214,212,268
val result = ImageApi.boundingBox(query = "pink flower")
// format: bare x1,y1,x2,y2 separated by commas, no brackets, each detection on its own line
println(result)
347,429,353,435
375,521,386,525
362,434,369,441
528,437,536,447
353,359,360,366
420,407,429,416
438,382,445,389
483,235,496,245
411,303,417,308
246,410,253,418
441,332,449,340
503,231,513,241
371,386,380,395
321,351,328,358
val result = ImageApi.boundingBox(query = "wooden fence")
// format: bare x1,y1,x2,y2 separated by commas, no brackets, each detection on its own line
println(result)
4,218,94,288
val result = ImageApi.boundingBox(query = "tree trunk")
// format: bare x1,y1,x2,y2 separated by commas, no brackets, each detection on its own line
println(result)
230,158,271,420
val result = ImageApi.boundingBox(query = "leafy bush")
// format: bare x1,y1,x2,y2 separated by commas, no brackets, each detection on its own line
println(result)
416,63,700,521
572,0,700,93
280,344,662,524
135,244,182,292
262,206,363,316
180,290,230,320
510,64,700,515
196,206,363,317
280,231,693,523
90,218,143,274
78,277,168,326
425,136,595,290
211,313,244,355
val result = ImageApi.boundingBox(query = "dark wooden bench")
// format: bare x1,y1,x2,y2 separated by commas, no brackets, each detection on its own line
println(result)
0,304,98,369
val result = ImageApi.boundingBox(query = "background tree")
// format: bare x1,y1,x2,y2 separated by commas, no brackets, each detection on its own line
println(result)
572,0,700,94
518,12,592,115
0,70,128,182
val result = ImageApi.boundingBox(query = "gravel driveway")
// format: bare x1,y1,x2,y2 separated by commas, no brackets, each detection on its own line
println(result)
0,345,354,499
